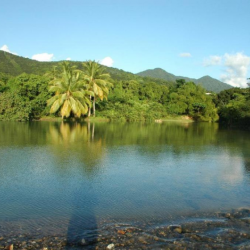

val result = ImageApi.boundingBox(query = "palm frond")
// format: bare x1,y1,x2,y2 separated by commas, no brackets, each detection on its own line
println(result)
50,99,61,114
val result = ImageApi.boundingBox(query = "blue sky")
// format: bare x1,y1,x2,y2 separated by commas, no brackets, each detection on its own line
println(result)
1,0,250,87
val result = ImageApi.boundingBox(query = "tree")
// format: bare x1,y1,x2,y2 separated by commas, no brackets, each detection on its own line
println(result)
47,62,92,119
82,60,112,117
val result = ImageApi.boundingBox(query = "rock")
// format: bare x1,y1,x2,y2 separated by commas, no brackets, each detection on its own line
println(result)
80,238,87,245
241,217,250,223
107,243,115,249
138,236,147,244
7,245,13,250
153,236,159,241
117,230,126,235
174,227,182,233
168,225,182,233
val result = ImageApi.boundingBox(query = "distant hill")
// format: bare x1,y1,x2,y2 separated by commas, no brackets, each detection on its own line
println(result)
0,51,232,92
0,51,169,84
0,50,59,76
137,68,232,93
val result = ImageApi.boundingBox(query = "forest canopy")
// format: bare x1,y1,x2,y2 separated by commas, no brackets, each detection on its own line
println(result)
0,56,249,129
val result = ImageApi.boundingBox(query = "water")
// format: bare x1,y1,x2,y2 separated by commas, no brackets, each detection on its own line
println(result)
0,121,250,242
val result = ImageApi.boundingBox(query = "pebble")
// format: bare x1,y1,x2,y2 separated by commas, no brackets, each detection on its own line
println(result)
117,230,126,235
168,224,182,233
80,238,87,245
106,243,115,249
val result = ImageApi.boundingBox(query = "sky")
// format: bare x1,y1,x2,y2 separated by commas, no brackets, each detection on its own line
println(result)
0,0,250,87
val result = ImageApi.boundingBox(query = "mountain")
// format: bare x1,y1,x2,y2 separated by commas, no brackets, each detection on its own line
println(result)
0,50,145,81
0,50,59,76
0,51,176,90
0,51,232,92
137,68,232,93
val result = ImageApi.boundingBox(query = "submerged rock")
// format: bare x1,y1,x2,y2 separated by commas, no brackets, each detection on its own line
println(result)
168,225,182,233
106,243,115,249
80,238,87,245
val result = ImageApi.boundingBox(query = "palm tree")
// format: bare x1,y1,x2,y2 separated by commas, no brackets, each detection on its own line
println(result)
47,62,93,119
82,60,112,117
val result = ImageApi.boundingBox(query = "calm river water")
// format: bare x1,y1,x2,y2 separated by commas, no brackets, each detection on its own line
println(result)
0,121,250,248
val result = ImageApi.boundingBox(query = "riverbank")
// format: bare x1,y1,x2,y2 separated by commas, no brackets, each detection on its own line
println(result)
38,115,194,123
1,207,250,249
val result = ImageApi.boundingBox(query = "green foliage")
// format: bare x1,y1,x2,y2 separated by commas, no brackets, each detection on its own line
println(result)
0,72,11,92
99,101,167,121
0,91,32,121
167,81,218,122
217,88,250,128
3,50,250,126
47,62,92,118
82,60,112,116
0,73,52,121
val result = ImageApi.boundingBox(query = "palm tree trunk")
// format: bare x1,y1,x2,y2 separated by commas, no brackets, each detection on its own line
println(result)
93,96,96,117
88,95,92,117
91,123,95,141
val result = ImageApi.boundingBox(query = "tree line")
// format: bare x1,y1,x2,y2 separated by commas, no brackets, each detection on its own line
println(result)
0,62,249,129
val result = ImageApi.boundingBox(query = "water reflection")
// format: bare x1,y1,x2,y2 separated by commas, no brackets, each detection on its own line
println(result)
1,121,250,242
66,183,97,249
46,122,101,248
47,122,106,177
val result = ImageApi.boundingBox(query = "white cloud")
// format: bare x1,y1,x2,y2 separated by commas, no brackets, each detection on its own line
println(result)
66,57,71,61
203,55,222,66
0,44,18,55
179,52,191,58
0,45,10,52
32,53,54,61
99,56,114,67
203,53,250,88
220,53,250,88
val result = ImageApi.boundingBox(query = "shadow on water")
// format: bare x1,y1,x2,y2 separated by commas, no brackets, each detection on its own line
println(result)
61,122,99,249
65,184,98,249
45,122,100,249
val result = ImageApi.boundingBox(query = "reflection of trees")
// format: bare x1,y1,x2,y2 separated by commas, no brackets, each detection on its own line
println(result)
244,158,250,173
92,122,219,155
0,122,50,146
1,120,250,175
48,122,106,177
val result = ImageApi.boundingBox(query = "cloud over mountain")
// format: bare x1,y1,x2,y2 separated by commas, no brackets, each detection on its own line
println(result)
0,45,18,55
32,53,54,61
221,53,250,88
203,53,250,88
100,57,114,67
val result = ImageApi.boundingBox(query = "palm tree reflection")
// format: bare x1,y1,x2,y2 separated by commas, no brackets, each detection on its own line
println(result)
48,122,106,176
48,122,105,249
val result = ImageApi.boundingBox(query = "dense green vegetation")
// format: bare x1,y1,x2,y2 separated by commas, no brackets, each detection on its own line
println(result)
216,87,250,129
0,51,249,129
97,79,218,122
0,64,218,122
0,73,52,121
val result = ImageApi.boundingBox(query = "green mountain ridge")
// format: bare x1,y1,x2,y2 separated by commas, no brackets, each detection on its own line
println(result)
137,68,232,93
0,50,147,82
0,51,232,92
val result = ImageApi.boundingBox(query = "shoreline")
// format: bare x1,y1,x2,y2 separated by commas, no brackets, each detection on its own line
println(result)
1,207,250,249
37,115,195,123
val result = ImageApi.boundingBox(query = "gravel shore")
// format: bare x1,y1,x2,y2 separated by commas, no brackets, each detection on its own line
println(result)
1,208,250,249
